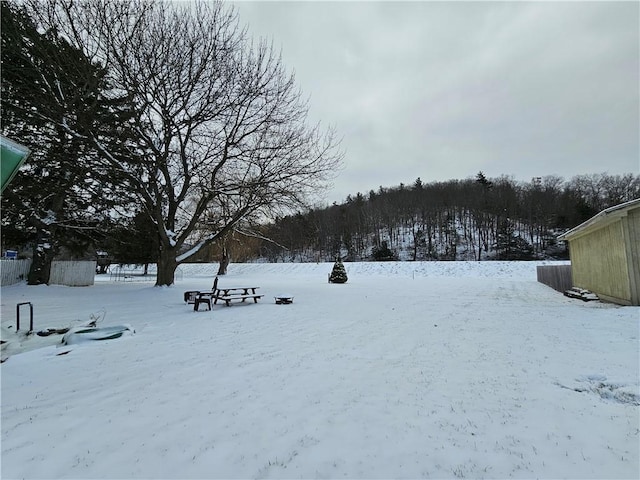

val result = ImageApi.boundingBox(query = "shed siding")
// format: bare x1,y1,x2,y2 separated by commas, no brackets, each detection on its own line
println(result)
570,221,631,303
626,209,640,305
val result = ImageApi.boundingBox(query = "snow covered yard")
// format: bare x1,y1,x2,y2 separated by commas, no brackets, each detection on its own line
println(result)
1,262,638,479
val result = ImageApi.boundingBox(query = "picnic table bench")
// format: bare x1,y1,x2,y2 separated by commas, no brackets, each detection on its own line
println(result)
184,278,263,311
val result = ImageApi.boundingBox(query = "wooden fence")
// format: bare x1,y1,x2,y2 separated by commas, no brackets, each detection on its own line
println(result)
1,259,96,286
1,259,32,286
49,261,96,286
537,264,572,293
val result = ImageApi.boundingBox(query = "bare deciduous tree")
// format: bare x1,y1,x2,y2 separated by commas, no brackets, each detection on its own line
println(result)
29,0,342,285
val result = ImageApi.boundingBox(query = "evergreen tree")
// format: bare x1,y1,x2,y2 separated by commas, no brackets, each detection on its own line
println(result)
103,212,159,274
1,1,136,284
372,241,397,261
495,219,535,260
329,259,348,283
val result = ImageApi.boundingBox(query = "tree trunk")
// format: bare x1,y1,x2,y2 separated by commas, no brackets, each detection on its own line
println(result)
27,228,55,285
156,244,178,286
96,262,110,274
217,246,229,275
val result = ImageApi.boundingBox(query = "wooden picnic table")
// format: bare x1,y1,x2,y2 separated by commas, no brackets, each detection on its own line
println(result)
216,286,259,296
186,278,264,311
213,286,262,307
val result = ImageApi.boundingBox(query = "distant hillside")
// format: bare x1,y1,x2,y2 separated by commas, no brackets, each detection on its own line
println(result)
251,172,639,262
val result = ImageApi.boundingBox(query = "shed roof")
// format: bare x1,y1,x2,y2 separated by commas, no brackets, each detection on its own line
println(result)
558,198,640,241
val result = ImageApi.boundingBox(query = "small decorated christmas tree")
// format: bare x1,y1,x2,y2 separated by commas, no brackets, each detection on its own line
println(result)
328,258,348,283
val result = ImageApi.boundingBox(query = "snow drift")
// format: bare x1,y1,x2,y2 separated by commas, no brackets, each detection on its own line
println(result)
1,261,638,479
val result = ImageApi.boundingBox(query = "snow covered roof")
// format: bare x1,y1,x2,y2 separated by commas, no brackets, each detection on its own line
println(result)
558,198,640,241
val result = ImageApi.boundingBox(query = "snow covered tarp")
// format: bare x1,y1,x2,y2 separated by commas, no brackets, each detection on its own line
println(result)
61,325,134,345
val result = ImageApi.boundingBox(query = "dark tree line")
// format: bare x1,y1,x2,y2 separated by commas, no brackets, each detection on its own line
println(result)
258,172,640,262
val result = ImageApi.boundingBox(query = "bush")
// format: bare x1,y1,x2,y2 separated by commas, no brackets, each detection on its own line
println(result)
371,241,397,261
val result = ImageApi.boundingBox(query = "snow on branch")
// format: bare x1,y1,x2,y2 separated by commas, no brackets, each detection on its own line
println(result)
176,232,219,263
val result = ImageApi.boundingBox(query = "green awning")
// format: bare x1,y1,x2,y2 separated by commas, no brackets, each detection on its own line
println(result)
1,136,30,193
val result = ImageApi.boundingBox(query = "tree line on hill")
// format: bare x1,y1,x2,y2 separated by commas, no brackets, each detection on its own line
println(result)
252,172,640,262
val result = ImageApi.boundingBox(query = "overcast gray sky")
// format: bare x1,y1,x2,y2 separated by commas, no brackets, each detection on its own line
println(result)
232,0,639,204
